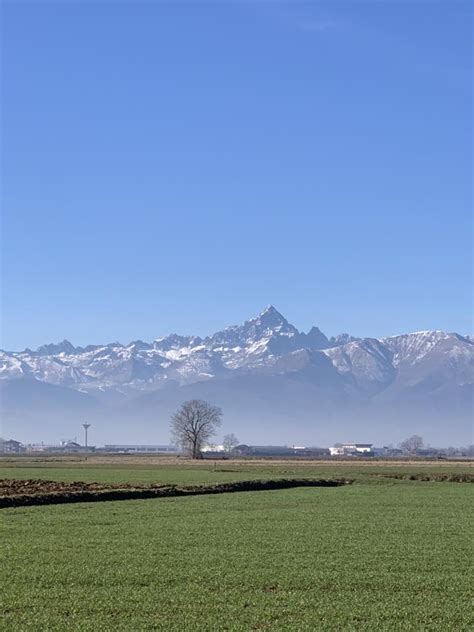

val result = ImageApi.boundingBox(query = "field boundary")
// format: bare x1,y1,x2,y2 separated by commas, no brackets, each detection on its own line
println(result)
379,473,474,483
0,478,352,509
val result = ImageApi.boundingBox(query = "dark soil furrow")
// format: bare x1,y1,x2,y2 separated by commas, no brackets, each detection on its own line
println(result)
0,478,352,508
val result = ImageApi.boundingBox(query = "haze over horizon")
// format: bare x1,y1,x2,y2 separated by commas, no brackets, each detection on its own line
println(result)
2,303,472,446
2,1,471,350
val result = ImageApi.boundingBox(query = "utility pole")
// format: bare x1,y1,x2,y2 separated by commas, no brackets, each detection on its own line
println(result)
82,423,91,448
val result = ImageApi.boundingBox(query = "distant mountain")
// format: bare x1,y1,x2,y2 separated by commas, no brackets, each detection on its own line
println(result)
1,307,472,445
36,339,78,356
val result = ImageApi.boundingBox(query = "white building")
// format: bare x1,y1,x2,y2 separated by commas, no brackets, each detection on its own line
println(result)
329,443,373,456
201,444,225,453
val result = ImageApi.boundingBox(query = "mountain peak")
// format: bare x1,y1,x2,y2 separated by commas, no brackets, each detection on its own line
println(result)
255,305,288,326
242,306,300,350
302,326,330,349
260,304,280,317
36,339,76,356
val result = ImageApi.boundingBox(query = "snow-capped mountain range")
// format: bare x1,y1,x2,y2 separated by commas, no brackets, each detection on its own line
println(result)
0,306,335,390
1,306,472,445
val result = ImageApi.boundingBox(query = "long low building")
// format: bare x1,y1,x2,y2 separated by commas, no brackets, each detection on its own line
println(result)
103,444,178,453
329,443,373,456
233,445,330,457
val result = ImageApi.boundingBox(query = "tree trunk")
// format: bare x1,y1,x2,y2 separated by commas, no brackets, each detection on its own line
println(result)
192,442,201,459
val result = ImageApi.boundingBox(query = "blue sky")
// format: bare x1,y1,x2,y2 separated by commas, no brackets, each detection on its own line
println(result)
2,0,472,350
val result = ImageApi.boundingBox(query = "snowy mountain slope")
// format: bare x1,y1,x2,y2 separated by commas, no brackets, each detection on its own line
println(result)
382,331,472,368
322,339,395,396
372,332,473,406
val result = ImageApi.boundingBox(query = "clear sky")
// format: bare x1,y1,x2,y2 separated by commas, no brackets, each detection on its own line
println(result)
2,0,472,350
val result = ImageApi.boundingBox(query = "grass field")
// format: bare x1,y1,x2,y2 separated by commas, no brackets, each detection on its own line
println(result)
1,457,473,630
0,454,472,485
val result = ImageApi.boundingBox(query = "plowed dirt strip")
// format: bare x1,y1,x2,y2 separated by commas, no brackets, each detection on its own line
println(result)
0,478,153,496
0,477,351,508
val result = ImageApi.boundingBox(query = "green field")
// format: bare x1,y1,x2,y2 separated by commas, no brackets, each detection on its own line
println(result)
1,458,473,630
0,455,472,485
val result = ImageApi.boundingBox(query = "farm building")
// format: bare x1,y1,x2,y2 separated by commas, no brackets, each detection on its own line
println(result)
329,443,373,456
0,439,25,453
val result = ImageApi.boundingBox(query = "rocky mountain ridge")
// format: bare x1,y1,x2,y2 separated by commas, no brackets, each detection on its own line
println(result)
1,307,472,445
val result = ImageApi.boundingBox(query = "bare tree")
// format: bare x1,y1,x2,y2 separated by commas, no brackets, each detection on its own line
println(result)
170,400,222,459
400,435,424,454
465,445,474,457
223,433,239,453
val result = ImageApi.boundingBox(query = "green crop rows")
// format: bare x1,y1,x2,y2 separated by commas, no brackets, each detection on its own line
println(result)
1,460,473,630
